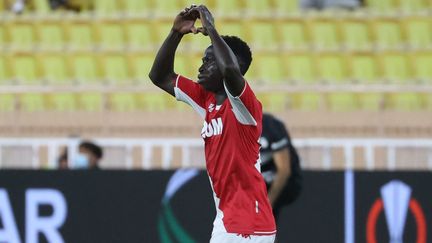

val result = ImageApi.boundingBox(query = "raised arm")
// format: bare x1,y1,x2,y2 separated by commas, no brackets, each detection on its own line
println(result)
194,5,245,97
149,6,199,96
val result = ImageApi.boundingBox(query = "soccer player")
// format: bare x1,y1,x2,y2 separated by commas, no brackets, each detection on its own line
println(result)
260,113,302,224
149,4,276,243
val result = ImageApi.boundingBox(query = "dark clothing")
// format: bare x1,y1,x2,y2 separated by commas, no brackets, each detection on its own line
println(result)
260,114,302,218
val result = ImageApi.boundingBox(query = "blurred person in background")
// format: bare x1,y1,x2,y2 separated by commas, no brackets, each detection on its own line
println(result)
149,4,276,243
300,0,361,10
57,141,103,169
260,114,302,229
57,149,68,169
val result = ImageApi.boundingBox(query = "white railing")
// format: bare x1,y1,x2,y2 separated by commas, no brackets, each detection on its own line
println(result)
0,138,431,170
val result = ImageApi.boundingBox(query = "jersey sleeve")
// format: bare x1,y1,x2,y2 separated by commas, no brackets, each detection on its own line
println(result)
224,81,262,126
174,75,207,119
269,119,291,152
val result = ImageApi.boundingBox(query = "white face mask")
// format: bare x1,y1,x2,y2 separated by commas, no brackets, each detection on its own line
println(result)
72,153,89,169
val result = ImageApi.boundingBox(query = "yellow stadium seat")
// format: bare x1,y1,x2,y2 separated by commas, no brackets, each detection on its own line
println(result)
136,93,169,111
309,18,339,50
78,93,103,112
372,19,403,50
217,20,245,37
65,20,95,51
35,21,65,51
154,0,182,17
123,0,152,16
423,93,432,110
125,20,154,51
245,0,273,17
291,93,321,111
96,21,125,51
380,53,411,84
404,17,432,50
0,24,5,47
70,54,101,84
33,0,51,13
327,93,358,112
349,53,379,84
182,33,212,52
400,0,429,12
284,53,316,84
94,0,118,15
257,93,288,112
340,19,372,51
48,93,77,111
317,53,348,84
100,54,131,85
358,93,383,111
130,53,154,85
386,93,423,111
109,93,137,112
7,21,35,51
254,53,285,84
0,56,12,85
278,20,308,50
366,0,397,13
249,21,278,51
39,54,69,85
176,54,202,80
11,54,40,85
154,21,175,46
214,0,244,17
412,52,432,83
0,94,15,112
274,0,299,14
20,94,45,112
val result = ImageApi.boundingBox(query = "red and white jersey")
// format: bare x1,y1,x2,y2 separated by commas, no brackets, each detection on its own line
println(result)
174,75,276,236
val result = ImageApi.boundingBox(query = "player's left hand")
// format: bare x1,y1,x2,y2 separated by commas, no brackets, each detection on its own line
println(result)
191,5,215,36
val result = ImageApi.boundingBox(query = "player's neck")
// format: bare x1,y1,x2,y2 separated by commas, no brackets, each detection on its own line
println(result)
214,90,227,105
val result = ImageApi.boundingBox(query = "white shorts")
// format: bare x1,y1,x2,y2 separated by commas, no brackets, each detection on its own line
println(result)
210,232,276,243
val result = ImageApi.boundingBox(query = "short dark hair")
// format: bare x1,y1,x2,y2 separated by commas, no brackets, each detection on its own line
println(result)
221,35,252,75
79,141,103,159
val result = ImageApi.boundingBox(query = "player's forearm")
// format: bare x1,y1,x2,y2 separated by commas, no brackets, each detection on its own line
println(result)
149,30,183,86
268,171,290,205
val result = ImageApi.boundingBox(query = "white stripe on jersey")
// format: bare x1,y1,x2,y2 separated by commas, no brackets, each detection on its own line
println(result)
174,76,206,119
224,82,257,126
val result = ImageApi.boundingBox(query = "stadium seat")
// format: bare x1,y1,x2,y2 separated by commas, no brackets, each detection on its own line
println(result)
309,18,340,50
0,56,12,85
123,0,152,16
95,21,125,51
245,0,273,17
317,53,348,84
100,54,131,85
404,17,432,50
254,53,285,84
358,93,383,111
39,54,70,85
70,53,101,84
48,93,77,111
257,93,288,112
130,53,154,85
109,93,137,112
94,0,118,15
154,21,175,46
0,94,15,112
386,93,423,111
380,53,411,84
174,54,194,79
35,21,65,51
154,0,182,17
0,23,5,47
11,54,40,85
412,52,432,83
125,20,154,51
327,93,358,112
340,19,372,51
182,33,212,52
399,0,429,13
423,93,432,110
291,92,321,111
65,20,95,51
366,0,398,13
349,53,379,83
372,19,403,50
136,93,169,111
249,21,278,51
274,0,300,14
284,53,317,84
20,94,45,112
217,20,245,38
33,0,51,13
77,93,103,112
7,21,35,51
278,20,309,50
214,0,244,17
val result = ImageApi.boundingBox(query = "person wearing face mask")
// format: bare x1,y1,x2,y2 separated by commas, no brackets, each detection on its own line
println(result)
72,141,103,169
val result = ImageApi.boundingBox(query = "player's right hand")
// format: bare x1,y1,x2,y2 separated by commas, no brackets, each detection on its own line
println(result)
172,5,200,35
